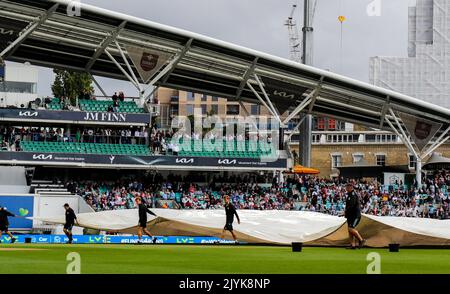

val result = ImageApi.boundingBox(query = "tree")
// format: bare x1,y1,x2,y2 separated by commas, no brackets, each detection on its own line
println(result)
51,69,94,105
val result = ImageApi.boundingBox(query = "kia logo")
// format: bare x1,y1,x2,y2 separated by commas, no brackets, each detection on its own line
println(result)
176,158,194,164
0,28,14,36
272,90,295,99
32,154,53,160
19,111,39,117
218,159,237,165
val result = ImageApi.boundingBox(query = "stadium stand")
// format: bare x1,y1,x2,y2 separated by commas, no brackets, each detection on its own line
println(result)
61,172,449,219
79,100,145,113
177,139,275,158
46,98,63,110
21,141,150,155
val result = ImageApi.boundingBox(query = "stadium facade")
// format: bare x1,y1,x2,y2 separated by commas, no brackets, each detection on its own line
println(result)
370,0,450,109
0,62,38,108
156,88,450,178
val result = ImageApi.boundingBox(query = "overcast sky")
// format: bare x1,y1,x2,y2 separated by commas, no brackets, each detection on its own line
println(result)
33,0,417,97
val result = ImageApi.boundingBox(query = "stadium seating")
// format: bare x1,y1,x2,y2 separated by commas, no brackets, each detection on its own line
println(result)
46,98,62,110
21,141,150,156
177,139,276,158
79,100,145,113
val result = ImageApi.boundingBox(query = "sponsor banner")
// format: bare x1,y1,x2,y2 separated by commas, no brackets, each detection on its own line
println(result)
399,113,442,152
0,17,29,53
126,46,173,83
383,172,406,186
260,76,308,114
0,152,287,169
0,195,34,229
0,234,237,244
0,109,150,124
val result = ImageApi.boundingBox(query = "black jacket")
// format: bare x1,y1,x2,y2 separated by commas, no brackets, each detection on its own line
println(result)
225,203,240,223
345,190,361,219
65,208,77,225
138,203,156,223
0,209,15,226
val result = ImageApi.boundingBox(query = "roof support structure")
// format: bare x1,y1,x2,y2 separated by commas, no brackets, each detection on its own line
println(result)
384,107,450,188
85,21,127,72
236,57,259,101
287,115,307,141
161,39,193,85
253,74,283,126
141,40,193,105
90,73,108,97
385,114,424,187
421,126,450,159
307,77,324,114
104,49,140,90
282,89,315,125
115,40,142,92
0,3,59,58
379,96,390,129
246,81,280,123
388,109,418,156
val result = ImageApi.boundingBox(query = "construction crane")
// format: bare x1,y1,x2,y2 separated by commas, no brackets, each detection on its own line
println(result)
285,4,302,63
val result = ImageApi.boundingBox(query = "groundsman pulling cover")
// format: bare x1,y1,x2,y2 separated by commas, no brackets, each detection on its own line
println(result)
34,209,450,247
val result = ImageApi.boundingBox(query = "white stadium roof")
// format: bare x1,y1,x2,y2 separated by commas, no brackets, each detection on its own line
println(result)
0,0,448,141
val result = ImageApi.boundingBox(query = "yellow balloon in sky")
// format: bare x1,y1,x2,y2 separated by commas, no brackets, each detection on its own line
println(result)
338,15,346,23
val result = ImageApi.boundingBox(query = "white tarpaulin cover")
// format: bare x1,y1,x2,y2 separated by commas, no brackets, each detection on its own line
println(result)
364,214,450,240
34,209,345,243
34,209,450,246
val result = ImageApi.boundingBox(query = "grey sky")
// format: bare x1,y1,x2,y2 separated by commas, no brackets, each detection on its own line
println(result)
34,0,416,97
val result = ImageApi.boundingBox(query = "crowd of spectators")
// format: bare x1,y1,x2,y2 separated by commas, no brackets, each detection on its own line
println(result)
64,172,450,219
0,125,150,151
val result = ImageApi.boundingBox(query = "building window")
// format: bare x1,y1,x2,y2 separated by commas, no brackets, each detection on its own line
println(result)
312,134,321,143
0,81,36,94
170,96,179,102
365,134,376,142
226,105,240,115
353,153,364,163
201,94,207,102
186,92,195,101
336,121,345,131
331,155,342,168
169,105,179,116
376,154,386,166
210,105,218,114
251,105,260,115
212,96,219,102
317,118,325,130
328,119,336,130
409,155,417,169
186,104,194,115
201,105,207,114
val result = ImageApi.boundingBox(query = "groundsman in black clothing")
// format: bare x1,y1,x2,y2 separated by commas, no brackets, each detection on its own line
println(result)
135,197,157,244
63,203,78,244
0,206,16,243
345,183,366,249
219,195,241,243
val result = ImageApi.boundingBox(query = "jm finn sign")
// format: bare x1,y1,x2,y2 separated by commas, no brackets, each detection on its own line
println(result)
0,109,150,125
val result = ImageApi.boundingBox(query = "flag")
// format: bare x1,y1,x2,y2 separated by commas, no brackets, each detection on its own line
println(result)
399,113,442,152
125,46,173,83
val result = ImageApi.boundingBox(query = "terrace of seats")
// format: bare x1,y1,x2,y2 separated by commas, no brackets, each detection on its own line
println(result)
46,98,63,110
177,139,276,158
16,139,276,159
20,141,150,156
79,100,145,113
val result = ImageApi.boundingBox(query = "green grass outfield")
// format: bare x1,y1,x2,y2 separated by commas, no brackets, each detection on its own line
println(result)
0,244,449,274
